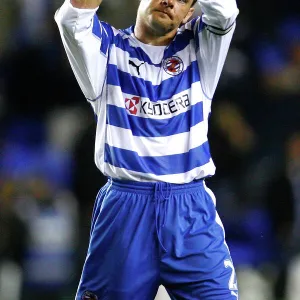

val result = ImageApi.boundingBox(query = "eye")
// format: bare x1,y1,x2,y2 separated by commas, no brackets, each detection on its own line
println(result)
178,0,188,4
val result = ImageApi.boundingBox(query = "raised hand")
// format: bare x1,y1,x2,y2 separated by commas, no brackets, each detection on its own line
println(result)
71,0,102,9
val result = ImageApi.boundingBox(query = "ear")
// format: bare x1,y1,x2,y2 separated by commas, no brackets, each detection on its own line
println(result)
182,7,195,24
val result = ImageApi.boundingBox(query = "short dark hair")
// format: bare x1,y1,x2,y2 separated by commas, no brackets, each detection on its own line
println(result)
192,0,197,5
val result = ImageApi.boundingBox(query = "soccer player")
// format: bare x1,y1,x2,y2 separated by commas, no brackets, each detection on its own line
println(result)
55,0,239,299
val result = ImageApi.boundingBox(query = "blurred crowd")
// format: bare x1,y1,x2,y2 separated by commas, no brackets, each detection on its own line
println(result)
0,0,299,299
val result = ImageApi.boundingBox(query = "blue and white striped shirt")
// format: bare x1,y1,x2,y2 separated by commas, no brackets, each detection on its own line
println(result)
55,0,238,183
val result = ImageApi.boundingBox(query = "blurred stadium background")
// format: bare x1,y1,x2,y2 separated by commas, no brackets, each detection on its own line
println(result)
0,0,300,299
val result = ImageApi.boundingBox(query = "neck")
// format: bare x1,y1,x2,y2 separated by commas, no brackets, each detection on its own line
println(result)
134,18,177,46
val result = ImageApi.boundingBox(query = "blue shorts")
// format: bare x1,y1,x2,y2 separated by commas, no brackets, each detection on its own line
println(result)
76,179,238,300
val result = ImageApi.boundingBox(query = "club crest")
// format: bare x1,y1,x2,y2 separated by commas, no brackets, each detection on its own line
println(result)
163,56,184,76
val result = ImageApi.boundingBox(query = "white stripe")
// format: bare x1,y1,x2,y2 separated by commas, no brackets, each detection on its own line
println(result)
106,82,205,119
179,20,194,32
203,181,230,251
101,159,215,184
106,121,208,156
203,181,217,206
110,41,197,84
111,46,163,81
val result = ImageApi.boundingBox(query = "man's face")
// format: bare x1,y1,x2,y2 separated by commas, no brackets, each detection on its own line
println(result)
138,0,195,35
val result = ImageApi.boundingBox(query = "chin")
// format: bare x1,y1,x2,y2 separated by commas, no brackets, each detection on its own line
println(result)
151,19,174,34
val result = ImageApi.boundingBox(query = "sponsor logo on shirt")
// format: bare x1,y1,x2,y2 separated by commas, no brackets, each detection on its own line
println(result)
125,94,190,117
163,56,184,76
129,60,145,75
125,96,140,115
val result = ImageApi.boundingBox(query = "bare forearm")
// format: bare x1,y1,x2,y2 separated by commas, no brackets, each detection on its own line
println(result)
71,0,102,9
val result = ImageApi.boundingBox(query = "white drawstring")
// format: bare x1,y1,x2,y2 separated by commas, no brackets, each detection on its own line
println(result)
154,182,172,252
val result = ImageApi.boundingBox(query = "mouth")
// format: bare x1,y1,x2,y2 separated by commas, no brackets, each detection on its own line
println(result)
155,10,173,20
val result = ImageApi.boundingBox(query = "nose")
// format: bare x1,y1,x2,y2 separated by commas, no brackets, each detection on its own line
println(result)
161,0,174,8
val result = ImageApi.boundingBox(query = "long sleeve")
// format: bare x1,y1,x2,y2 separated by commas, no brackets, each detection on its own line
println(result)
195,0,239,99
198,0,238,29
55,0,113,108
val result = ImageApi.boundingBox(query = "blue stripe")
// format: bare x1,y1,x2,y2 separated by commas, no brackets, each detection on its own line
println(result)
190,18,198,30
92,14,101,37
163,28,195,59
107,101,204,137
92,16,112,55
195,17,203,51
121,26,134,36
114,34,161,67
92,20,199,65
92,21,154,65
107,61,200,101
104,141,211,175
198,16,206,32
116,25,194,65
94,22,196,65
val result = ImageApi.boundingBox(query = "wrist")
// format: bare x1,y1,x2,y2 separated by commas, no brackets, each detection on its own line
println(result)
70,0,101,9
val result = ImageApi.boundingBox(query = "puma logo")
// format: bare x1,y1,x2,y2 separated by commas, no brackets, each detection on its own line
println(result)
129,60,145,76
